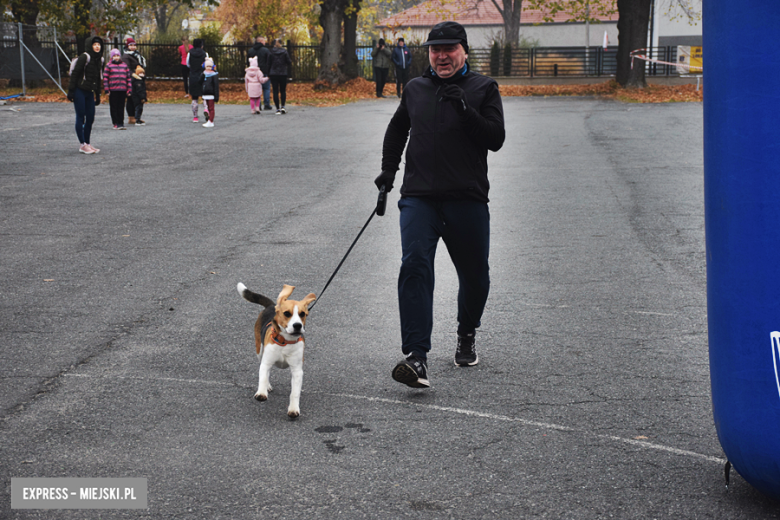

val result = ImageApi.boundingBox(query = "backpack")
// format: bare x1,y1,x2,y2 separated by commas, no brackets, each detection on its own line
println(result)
69,53,104,81
69,53,90,78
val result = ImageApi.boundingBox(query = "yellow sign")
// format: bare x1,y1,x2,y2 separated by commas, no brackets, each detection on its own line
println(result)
677,46,703,73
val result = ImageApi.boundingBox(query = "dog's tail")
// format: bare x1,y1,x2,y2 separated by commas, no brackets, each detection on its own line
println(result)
237,282,274,308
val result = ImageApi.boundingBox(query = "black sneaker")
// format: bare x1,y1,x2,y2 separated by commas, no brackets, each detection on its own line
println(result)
392,355,430,388
455,333,478,367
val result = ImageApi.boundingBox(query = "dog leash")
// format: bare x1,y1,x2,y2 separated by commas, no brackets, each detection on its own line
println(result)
309,185,387,311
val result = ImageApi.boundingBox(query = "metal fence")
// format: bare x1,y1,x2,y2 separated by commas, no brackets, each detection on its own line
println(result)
1,22,684,84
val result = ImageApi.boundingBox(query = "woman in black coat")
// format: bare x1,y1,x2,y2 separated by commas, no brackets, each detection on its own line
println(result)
67,35,104,154
268,39,292,114
187,39,207,122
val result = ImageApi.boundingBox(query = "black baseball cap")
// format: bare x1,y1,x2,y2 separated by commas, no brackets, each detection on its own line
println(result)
422,21,468,47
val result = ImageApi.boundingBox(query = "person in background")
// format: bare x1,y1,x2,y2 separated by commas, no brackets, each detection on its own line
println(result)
122,37,146,125
245,56,269,114
371,38,392,98
178,36,193,98
199,58,219,127
68,35,104,154
268,39,292,115
131,65,147,126
392,37,412,98
187,38,207,123
103,48,131,130
256,37,272,110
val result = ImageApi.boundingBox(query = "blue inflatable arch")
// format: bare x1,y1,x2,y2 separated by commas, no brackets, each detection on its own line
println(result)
704,0,780,500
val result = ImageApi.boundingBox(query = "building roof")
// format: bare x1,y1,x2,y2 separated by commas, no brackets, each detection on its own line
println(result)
377,0,617,29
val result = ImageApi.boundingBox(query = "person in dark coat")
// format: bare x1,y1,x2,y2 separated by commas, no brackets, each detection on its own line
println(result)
67,35,104,154
187,39,207,122
131,65,148,125
121,37,146,124
198,58,219,127
391,37,412,98
256,37,272,110
375,21,505,388
371,38,392,97
268,39,292,114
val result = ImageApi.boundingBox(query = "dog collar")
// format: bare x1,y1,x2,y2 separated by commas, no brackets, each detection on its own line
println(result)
270,327,303,346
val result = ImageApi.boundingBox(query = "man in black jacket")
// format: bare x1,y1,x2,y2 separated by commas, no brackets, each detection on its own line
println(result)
375,21,505,389
247,36,272,110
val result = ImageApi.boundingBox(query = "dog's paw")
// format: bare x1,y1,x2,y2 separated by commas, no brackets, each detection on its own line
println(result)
287,409,300,419
254,392,268,401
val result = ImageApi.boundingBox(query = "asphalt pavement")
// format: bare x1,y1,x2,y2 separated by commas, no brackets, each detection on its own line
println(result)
1,96,779,519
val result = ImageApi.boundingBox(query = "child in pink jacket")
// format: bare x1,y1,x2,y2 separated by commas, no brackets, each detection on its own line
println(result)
245,56,269,114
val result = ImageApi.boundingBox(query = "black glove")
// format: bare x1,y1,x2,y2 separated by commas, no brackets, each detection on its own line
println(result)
67,92,74,102
439,84,468,114
94,93,101,106
374,170,396,192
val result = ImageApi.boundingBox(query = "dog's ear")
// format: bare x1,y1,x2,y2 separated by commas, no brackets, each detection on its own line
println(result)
301,293,317,309
277,285,295,306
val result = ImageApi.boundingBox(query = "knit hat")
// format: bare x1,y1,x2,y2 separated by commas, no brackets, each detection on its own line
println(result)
248,56,258,68
204,58,214,69
125,37,136,45
109,48,121,58
135,65,145,75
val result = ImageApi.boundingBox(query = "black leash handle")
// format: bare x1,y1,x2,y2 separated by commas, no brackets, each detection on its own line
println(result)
376,184,387,216
309,185,387,311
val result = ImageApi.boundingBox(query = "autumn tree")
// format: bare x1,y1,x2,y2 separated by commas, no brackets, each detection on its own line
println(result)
316,0,348,85
214,0,316,42
144,0,215,39
526,0,656,88
8,0,143,52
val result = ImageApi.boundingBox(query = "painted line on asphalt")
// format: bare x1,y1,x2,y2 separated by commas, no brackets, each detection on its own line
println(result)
322,392,726,465
64,374,724,465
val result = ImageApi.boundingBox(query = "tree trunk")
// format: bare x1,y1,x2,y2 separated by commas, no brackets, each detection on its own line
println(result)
503,0,522,47
155,3,183,37
155,6,169,36
317,0,346,87
616,0,652,87
342,0,360,79
488,0,522,47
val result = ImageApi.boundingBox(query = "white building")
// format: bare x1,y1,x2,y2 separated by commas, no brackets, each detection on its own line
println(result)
377,0,619,49
651,0,702,47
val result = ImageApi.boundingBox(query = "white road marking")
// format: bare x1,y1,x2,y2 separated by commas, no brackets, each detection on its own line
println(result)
63,373,724,464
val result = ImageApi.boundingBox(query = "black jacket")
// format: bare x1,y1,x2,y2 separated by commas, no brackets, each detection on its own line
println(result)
268,47,291,77
188,47,207,97
200,72,219,102
68,36,104,98
247,43,271,75
256,46,271,75
382,64,505,202
131,74,147,105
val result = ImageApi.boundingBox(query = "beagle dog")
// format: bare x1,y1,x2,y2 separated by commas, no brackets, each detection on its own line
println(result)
237,283,316,418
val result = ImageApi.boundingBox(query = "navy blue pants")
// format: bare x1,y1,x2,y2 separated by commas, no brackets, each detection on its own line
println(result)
398,197,490,360
73,88,95,144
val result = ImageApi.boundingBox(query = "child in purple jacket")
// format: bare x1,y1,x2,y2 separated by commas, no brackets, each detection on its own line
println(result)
103,48,131,129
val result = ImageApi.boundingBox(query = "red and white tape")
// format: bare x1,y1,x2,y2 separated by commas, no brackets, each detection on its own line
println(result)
630,48,703,72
